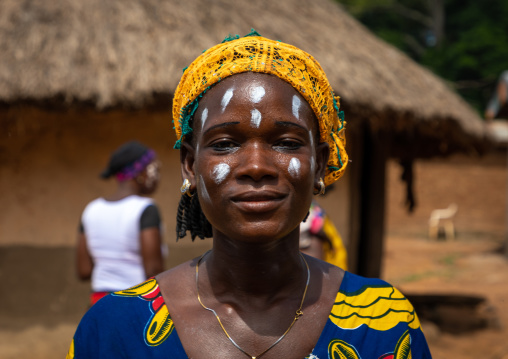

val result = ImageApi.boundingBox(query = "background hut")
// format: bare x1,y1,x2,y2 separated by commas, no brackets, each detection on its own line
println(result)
0,0,490,332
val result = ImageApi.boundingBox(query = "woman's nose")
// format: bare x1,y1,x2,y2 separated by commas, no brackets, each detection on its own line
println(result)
235,143,278,182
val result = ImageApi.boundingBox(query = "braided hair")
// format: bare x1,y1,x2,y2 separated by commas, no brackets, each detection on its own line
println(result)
175,120,214,240
176,191,213,241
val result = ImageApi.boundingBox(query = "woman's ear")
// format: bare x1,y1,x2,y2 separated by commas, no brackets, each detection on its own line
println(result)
180,141,196,190
315,141,330,181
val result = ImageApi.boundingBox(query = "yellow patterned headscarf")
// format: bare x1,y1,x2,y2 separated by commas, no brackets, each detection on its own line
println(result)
172,30,347,185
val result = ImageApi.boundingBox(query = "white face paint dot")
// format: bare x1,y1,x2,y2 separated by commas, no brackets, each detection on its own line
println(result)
292,95,301,120
251,109,262,128
201,108,208,130
212,163,230,184
249,86,266,103
288,158,301,178
221,88,234,112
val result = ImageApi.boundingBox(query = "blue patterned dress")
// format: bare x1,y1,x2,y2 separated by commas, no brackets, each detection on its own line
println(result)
67,271,432,358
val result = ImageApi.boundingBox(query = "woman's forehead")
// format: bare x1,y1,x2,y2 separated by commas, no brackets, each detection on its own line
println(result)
196,72,317,127
203,72,297,99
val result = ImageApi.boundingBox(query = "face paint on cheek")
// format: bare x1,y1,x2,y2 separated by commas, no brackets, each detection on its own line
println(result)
212,163,230,184
199,175,211,203
251,109,262,128
288,158,301,178
249,86,266,103
201,108,208,130
221,88,234,113
292,95,301,120
308,130,316,173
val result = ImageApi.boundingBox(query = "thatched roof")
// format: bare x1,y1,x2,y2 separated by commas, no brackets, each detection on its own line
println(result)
0,0,490,156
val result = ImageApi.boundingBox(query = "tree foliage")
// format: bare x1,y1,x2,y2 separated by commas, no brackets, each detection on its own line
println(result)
337,0,508,114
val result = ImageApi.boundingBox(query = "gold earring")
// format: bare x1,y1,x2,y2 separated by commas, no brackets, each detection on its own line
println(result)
180,179,193,197
314,178,325,195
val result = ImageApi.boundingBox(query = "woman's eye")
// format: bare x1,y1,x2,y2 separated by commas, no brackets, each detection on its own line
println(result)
211,140,238,151
274,140,303,150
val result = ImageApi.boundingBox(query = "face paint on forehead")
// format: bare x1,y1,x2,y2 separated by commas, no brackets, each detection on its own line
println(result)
221,88,234,113
288,158,301,178
199,175,211,203
251,109,262,128
212,163,230,184
292,95,301,120
201,108,208,130
249,85,266,104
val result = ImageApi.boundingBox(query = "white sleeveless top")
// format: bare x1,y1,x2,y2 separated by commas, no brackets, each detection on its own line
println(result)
81,195,155,292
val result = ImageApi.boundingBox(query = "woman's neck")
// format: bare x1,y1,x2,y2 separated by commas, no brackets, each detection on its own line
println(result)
105,181,140,201
203,228,307,301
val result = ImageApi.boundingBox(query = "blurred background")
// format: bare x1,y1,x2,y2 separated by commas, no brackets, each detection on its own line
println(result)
0,0,506,357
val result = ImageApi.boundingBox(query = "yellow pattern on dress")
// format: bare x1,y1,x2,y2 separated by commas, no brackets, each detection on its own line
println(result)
145,304,175,346
114,278,175,346
330,286,421,331
328,339,361,359
394,330,412,359
66,339,74,359
172,34,347,186
113,278,158,296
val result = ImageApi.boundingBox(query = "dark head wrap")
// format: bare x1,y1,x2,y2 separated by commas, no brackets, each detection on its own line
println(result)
100,141,156,181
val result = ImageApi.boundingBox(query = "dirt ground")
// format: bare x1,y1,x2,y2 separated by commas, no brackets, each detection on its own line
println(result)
0,151,507,358
383,152,508,358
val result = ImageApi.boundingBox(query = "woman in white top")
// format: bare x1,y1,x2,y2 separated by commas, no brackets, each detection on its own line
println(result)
77,141,165,305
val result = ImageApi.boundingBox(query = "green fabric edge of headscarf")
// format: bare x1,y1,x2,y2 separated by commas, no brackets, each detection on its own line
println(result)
173,85,213,149
330,95,345,170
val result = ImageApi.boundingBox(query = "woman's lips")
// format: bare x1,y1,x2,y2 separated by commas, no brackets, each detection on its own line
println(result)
231,191,285,213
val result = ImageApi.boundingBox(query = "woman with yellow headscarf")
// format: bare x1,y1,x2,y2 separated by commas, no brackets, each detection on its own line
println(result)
67,30,431,359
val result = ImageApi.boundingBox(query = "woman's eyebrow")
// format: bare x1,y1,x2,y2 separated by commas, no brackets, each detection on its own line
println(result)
203,121,241,135
275,121,308,132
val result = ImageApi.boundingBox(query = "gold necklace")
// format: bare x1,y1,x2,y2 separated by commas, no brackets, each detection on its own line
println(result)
196,250,310,359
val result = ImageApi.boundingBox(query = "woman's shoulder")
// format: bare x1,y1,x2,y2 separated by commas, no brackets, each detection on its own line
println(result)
313,272,433,358
155,259,197,297
70,278,188,357
82,278,163,323
332,271,421,330
82,197,106,211
339,271,395,292
119,194,155,208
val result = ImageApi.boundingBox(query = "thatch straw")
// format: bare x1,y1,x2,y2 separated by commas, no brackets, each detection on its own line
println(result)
0,0,489,155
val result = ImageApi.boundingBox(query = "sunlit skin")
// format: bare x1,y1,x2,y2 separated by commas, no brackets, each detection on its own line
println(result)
157,73,344,359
